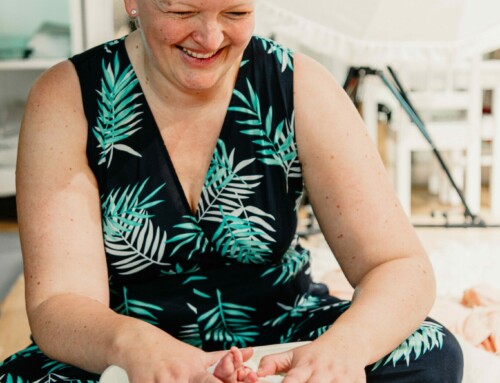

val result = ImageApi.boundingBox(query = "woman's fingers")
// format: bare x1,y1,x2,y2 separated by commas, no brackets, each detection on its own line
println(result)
239,347,254,362
194,372,225,383
280,366,312,383
206,349,231,367
257,351,293,377
213,351,236,380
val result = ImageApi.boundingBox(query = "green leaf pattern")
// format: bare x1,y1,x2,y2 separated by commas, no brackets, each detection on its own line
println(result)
230,81,300,191
196,140,276,264
102,179,169,275
178,323,203,348
94,52,143,167
0,345,41,368
264,294,349,328
198,290,259,348
114,286,163,325
1,374,27,383
165,216,212,260
255,36,294,72
372,321,445,370
41,360,69,374
264,294,350,343
260,245,310,285
229,79,262,126
33,374,96,383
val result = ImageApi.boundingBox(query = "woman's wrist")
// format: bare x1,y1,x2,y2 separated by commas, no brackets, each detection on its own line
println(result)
105,314,158,368
315,319,374,368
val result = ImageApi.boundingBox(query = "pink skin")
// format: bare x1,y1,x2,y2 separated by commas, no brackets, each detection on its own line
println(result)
213,347,259,383
124,0,256,93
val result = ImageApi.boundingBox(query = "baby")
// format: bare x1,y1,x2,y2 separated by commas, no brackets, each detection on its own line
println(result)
213,347,259,383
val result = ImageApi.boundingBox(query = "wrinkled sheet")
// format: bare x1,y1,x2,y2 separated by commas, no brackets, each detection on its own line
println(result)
321,271,500,356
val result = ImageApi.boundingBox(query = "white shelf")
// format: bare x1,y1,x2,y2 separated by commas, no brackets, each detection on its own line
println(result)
0,58,64,71
0,165,16,197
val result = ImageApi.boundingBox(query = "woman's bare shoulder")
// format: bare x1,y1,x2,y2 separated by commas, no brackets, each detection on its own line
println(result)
21,60,87,151
293,52,347,108
26,60,82,115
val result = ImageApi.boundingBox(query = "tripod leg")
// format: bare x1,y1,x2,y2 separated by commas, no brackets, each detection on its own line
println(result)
377,69,482,224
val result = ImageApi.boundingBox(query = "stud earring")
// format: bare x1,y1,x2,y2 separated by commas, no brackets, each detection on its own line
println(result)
130,9,138,17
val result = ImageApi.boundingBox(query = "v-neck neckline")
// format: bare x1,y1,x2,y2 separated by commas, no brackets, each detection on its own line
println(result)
120,37,248,217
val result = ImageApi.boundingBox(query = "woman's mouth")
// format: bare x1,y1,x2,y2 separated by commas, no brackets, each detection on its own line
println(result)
179,46,223,62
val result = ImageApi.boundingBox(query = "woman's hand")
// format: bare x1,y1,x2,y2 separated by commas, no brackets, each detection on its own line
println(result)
257,342,367,383
110,322,219,382
115,322,257,383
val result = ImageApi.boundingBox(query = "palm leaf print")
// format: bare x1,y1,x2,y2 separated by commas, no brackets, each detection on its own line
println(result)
197,141,276,264
102,179,170,275
33,374,96,383
179,303,203,347
371,321,445,371
114,286,163,325
307,325,331,340
269,297,349,343
229,83,300,191
198,289,259,348
260,246,310,285
93,51,143,167
198,140,265,222
264,293,323,327
294,190,304,212
265,294,350,328
278,322,305,344
228,79,261,126
179,323,203,348
1,374,26,383
165,216,212,260
255,36,294,72
41,359,69,374
0,345,41,367
241,109,300,191
211,208,273,264
104,37,123,53
160,263,201,276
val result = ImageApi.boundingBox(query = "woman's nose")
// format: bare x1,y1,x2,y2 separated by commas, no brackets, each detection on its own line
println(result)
191,18,224,51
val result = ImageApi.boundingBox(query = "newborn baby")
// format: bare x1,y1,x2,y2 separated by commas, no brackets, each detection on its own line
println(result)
213,347,285,383
213,347,259,383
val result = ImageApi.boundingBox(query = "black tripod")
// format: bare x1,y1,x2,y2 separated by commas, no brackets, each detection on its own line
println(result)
298,65,499,238
345,66,500,228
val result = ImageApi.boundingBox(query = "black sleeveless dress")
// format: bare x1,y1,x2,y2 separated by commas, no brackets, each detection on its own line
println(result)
0,36,463,383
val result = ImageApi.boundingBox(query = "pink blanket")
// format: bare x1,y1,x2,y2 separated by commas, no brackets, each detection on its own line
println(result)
321,271,500,356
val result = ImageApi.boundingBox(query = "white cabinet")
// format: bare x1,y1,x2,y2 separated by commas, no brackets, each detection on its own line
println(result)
0,0,114,196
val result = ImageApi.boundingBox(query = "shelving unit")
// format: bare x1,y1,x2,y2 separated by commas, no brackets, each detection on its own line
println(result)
0,59,63,71
0,0,114,197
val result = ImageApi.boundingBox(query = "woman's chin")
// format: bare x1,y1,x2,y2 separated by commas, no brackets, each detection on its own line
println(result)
178,74,227,93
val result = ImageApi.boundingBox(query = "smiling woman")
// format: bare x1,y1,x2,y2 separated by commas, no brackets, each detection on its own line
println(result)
126,0,255,93
0,0,463,382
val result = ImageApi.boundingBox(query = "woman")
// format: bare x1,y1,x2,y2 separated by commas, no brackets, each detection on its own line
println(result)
0,0,463,382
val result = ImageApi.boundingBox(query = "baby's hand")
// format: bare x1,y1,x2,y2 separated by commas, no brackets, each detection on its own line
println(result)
213,347,258,383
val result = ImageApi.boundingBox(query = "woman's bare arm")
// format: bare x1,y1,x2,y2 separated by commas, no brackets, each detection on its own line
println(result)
293,53,436,366
17,60,239,382
17,60,138,372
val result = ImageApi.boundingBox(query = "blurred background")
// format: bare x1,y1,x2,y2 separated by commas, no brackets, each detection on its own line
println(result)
0,0,499,378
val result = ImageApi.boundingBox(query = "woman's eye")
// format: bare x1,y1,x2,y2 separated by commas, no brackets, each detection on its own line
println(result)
169,11,196,17
226,11,251,18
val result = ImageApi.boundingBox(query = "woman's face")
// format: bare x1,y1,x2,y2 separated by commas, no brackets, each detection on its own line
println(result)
126,0,255,92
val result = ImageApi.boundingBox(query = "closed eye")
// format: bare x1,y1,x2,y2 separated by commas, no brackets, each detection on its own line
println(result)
225,11,252,18
170,11,196,17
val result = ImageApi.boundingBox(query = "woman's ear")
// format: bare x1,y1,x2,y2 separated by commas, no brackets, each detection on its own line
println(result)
124,0,139,18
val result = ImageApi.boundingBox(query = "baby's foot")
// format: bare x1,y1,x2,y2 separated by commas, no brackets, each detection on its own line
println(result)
214,347,257,383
